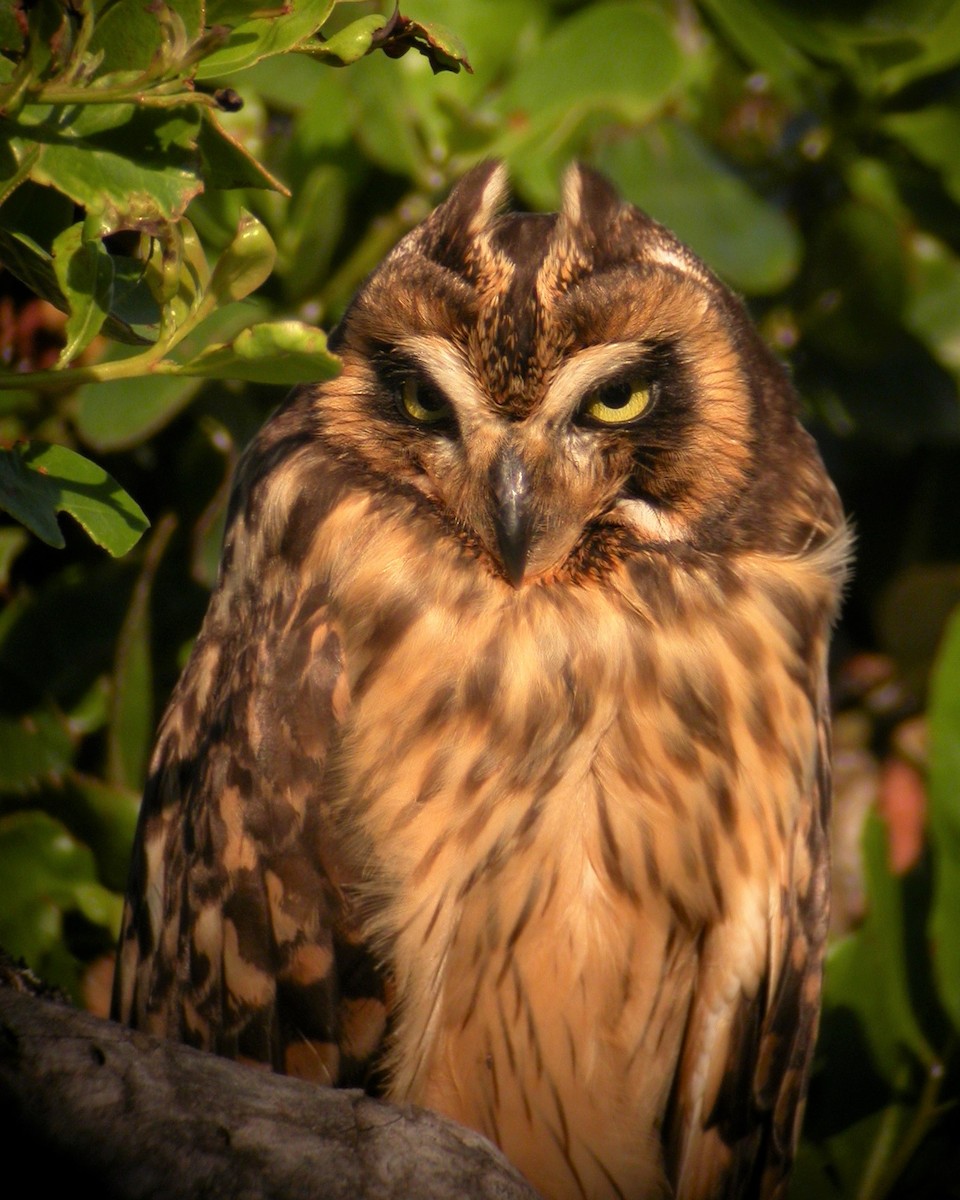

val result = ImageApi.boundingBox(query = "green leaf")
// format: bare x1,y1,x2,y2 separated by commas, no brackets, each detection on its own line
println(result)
73,298,271,451
0,182,162,344
389,17,472,76
277,164,347,300
377,0,544,106
0,557,135,709
865,2,960,95
344,52,432,179
0,810,123,997
883,106,960,206
498,2,682,128
58,774,141,895
926,606,960,1030
696,0,818,99
0,442,149,555
194,0,336,79
904,234,960,379
0,709,75,794
19,0,66,81
493,2,685,205
107,516,175,791
5,102,204,228
0,2,26,57
74,374,205,454
0,223,160,346
88,0,201,74
51,222,115,366
311,14,385,66
824,814,935,1082
148,216,210,335
176,319,340,384
802,201,907,365
0,525,28,586
206,211,277,307
596,121,801,294
197,112,289,193
792,1108,892,1200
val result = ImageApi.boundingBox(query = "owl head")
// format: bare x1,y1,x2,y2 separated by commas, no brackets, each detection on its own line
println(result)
316,162,839,589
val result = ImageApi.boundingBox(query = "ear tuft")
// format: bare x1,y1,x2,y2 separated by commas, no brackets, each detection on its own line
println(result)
434,160,508,237
456,160,510,233
419,160,509,271
560,163,624,236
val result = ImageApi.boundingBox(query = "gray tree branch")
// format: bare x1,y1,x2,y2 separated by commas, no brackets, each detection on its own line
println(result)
0,973,539,1199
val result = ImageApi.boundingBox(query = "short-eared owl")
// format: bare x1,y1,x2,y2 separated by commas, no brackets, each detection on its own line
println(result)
114,162,849,1200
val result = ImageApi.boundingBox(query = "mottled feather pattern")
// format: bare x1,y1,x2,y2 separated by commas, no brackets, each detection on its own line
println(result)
114,161,850,1199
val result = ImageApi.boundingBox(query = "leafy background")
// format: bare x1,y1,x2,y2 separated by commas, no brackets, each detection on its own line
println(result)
1,1,959,1196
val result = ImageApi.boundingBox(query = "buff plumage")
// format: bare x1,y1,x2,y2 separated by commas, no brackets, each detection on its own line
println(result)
114,162,850,1200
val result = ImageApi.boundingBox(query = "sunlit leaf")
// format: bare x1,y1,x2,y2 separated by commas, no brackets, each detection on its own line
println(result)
311,13,385,66
206,211,276,307
197,113,289,193
0,442,149,555
88,0,203,74
386,16,472,75
5,102,204,228
176,319,340,384
194,0,336,78
148,216,210,334
51,222,115,366
74,299,271,451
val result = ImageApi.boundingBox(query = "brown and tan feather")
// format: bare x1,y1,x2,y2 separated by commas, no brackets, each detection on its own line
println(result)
114,161,849,1200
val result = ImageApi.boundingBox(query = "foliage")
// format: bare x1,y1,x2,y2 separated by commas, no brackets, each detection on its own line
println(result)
1,0,959,1195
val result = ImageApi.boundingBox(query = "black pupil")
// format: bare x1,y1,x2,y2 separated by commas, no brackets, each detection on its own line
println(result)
600,382,632,409
419,384,445,412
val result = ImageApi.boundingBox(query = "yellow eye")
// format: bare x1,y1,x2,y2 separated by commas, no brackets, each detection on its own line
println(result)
399,378,452,426
579,380,651,426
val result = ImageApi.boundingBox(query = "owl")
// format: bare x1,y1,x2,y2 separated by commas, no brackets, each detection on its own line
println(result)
113,161,850,1200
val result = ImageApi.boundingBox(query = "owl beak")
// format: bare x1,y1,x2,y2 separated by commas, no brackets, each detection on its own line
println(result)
490,447,534,588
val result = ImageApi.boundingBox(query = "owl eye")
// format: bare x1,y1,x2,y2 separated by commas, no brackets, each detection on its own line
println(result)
579,379,652,426
398,377,453,426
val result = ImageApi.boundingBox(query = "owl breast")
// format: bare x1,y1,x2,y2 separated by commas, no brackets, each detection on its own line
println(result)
306,478,831,1200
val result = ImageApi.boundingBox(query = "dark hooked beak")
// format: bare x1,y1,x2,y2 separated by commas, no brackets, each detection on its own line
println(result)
490,446,535,588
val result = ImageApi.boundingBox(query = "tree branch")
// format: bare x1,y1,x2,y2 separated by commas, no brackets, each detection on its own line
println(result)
0,975,539,1199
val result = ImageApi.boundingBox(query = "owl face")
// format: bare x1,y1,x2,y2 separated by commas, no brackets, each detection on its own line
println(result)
318,161,831,589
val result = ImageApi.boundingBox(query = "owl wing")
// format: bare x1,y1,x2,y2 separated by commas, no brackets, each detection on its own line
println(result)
666,700,832,1200
112,414,387,1086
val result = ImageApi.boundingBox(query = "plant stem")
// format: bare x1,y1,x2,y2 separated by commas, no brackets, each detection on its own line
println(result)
856,1052,948,1200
